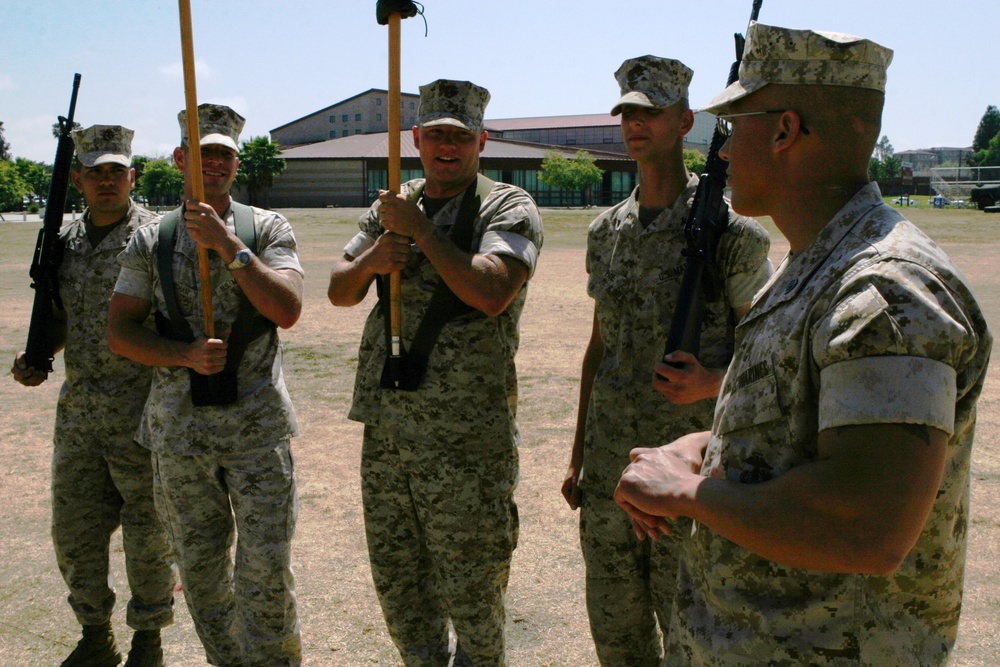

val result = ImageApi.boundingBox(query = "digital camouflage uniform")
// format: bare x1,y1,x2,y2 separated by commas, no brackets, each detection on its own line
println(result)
114,204,302,667
667,183,991,665
53,199,175,631
581,177,771,666
346,176,542,667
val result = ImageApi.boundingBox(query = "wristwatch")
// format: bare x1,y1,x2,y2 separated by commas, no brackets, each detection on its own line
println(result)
227,248,253,270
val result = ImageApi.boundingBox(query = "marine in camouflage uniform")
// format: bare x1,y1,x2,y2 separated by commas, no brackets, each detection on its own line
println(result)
108,105,303,667
562,58,771,667
614,23,993,666
329,80,542,667
13,124,174,667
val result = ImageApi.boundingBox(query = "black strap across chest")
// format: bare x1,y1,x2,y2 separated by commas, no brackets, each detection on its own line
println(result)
377,174,495,389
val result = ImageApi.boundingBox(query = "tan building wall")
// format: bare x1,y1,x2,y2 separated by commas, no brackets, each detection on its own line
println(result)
267,159,367,208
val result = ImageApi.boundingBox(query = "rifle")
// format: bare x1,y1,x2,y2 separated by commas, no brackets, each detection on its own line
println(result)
23,73,81,373
662,0,762,359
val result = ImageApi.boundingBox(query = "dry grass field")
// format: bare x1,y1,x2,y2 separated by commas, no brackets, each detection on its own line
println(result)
0,204,998,666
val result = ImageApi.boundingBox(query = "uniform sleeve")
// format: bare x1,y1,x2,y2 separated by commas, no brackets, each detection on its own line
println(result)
345,192,391,259
719,212,773,309
477,185,543,278
113,224,156,301
256,210,304,276
811,259,977,435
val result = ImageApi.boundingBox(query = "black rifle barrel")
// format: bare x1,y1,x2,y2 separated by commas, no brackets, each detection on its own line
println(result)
662,1,761,358
24,73,81,372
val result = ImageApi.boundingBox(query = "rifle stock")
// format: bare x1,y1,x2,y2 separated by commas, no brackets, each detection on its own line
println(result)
24,73,81,373
663,1,761,359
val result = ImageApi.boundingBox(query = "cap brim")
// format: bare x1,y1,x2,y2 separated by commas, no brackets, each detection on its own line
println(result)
419,116,478,132
699,79,768,115
199,134,239,152
610,90,682,116
78,152,132,168
611,92,657,116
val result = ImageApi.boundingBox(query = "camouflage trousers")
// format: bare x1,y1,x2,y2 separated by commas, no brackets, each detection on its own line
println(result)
152,441,300,667
361,424,519,667
579,492,682,667
51,438,175,629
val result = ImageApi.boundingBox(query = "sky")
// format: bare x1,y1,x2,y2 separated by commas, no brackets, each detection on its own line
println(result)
2,0,997,164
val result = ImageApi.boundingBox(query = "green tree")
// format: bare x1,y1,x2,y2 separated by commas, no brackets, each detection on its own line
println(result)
138,159,184,207
873,135,894,162
15,158,50,200
0,121,11,162
0,160,29,210
868,157,886,182
972,105,1000,153
50,120,83,140
974,132,1000,167
236,136,286,206
683,149,707,175
538,149,604,206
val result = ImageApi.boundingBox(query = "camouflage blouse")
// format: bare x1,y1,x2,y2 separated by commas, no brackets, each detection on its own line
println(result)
670,182,993,665
115,204,302,455
345,178,543,450
581,175,772,496
55,201,157,454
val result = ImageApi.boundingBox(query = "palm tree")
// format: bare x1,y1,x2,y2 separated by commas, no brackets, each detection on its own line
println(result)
236,136,286,207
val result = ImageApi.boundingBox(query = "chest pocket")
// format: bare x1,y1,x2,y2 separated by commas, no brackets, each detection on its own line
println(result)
716,358,784,436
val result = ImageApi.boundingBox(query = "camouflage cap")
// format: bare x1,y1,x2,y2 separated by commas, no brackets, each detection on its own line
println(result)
72,125,134,168
177,103,245,152
611,56,693,116
417,79,491,133
701,21,894,114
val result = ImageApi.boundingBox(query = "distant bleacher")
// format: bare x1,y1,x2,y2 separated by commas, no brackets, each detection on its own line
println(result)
930,166,1000,201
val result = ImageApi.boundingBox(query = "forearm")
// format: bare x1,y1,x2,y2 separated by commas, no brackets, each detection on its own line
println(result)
686,467,895,573
107,314,192,369
328,255,376,307
230,262,303,329
679,426,947,575
570,325,604,466
413,227,523,316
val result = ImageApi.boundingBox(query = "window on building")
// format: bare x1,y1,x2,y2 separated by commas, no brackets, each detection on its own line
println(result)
355,129,362,134
355,114,362,121
342,114,348,122
330,130,336,138
377,113,382,121
329,115,336,123
376,98,382,106
342,130,349,137
410,102,415,109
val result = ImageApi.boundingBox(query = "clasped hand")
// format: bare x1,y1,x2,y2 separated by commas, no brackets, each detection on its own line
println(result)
377,190,432,241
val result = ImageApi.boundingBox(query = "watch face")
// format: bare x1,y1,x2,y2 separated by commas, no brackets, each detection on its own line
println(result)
237,249,251,263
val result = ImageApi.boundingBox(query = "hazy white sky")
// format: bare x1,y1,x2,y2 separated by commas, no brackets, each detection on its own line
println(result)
2,0,996,163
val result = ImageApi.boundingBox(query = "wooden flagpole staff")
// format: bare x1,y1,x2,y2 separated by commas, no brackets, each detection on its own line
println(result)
178,0,215,338
376,0,421,386
387,11,403,378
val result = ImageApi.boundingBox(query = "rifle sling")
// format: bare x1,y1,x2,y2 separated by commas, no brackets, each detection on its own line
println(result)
378,174,495,390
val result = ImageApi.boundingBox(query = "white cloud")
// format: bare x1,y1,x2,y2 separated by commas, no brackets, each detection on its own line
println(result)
0,73,16,91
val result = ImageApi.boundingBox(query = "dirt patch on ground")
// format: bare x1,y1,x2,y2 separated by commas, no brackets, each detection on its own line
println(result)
1,207,998,665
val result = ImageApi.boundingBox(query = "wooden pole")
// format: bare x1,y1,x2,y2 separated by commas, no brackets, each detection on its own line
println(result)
388,12,403,376
178,0,215,338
